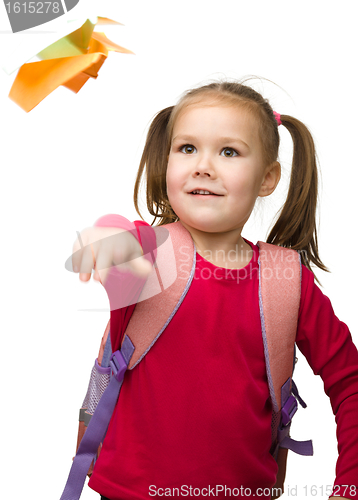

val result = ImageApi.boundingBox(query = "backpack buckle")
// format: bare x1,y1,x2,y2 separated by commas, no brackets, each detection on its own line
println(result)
109,350,127,382
281,394,298,426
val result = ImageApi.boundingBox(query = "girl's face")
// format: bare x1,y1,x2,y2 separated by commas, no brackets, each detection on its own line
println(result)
166,103,279,236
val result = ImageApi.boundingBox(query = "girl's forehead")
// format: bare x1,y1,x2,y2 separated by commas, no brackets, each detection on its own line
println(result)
175,97,256,124
172,101,259,140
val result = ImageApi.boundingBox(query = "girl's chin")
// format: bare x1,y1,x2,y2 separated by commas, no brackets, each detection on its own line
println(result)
179,218,227,233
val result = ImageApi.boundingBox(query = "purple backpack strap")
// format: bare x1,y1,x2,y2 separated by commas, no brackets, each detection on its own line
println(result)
59,335,135,500
277,378,313,456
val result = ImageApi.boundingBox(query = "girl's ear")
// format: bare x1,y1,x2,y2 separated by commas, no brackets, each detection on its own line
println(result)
258,161,281,197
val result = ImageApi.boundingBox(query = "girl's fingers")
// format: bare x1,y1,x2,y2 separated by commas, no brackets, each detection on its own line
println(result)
72,228,152,284
72,242,83,274
72,228,91,275
112,234,153,278
79,272,92,282
95,266,111,285
127,255,153,278
97,236,128,283
93,268,103,283
94,241,114,284
79,242,96,278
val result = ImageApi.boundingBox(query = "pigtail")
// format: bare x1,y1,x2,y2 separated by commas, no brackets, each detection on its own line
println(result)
133,106,179,226
266,115,329,282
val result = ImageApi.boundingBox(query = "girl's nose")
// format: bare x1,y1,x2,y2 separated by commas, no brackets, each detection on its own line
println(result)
193,154,216,177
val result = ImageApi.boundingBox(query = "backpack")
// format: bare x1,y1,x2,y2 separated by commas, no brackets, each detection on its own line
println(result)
60,221,313,500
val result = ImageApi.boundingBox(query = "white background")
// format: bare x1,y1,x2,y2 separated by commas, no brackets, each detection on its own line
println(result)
0,1,357,499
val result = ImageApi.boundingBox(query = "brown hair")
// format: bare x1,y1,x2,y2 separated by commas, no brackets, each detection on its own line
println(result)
133,80,329,282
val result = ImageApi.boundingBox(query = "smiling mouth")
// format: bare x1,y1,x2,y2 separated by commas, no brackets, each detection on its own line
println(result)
189,193,221,197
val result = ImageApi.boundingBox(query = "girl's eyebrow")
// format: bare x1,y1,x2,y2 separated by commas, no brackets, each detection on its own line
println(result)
171,134,196,144
172,134,250,151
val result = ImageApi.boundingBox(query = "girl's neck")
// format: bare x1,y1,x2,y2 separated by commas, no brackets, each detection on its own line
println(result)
179,220,253,270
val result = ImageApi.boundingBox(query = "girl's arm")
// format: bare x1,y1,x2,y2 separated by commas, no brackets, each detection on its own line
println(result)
93,214,157,352
296,265,358,500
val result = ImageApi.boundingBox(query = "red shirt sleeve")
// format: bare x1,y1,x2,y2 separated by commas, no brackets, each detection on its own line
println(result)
296,264,358,497
93,214,156,351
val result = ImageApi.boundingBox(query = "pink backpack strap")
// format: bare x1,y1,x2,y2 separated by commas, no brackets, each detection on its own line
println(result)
256,241,301,413
257,242,313,500
123,221,195,369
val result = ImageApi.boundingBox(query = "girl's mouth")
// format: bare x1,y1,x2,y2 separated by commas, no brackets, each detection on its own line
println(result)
190,193,220,197
189,190,222,196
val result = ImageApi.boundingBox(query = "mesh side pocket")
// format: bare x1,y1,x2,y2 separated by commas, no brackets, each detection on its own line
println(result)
81,360,111,416
271,409,280,441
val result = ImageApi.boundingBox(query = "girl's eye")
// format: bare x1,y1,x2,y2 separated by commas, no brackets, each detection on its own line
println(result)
180,145,196,155
221,148,238,157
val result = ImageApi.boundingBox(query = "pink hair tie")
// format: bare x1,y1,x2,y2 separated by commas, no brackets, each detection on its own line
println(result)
273,111,282,126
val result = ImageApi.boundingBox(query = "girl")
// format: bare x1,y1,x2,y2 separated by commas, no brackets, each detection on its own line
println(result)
68,81,358,499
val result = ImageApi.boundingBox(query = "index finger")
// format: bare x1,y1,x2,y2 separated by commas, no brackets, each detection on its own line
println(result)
71,231,85,273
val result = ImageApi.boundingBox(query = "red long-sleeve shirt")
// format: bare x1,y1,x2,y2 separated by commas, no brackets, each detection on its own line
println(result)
87,215,358,499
